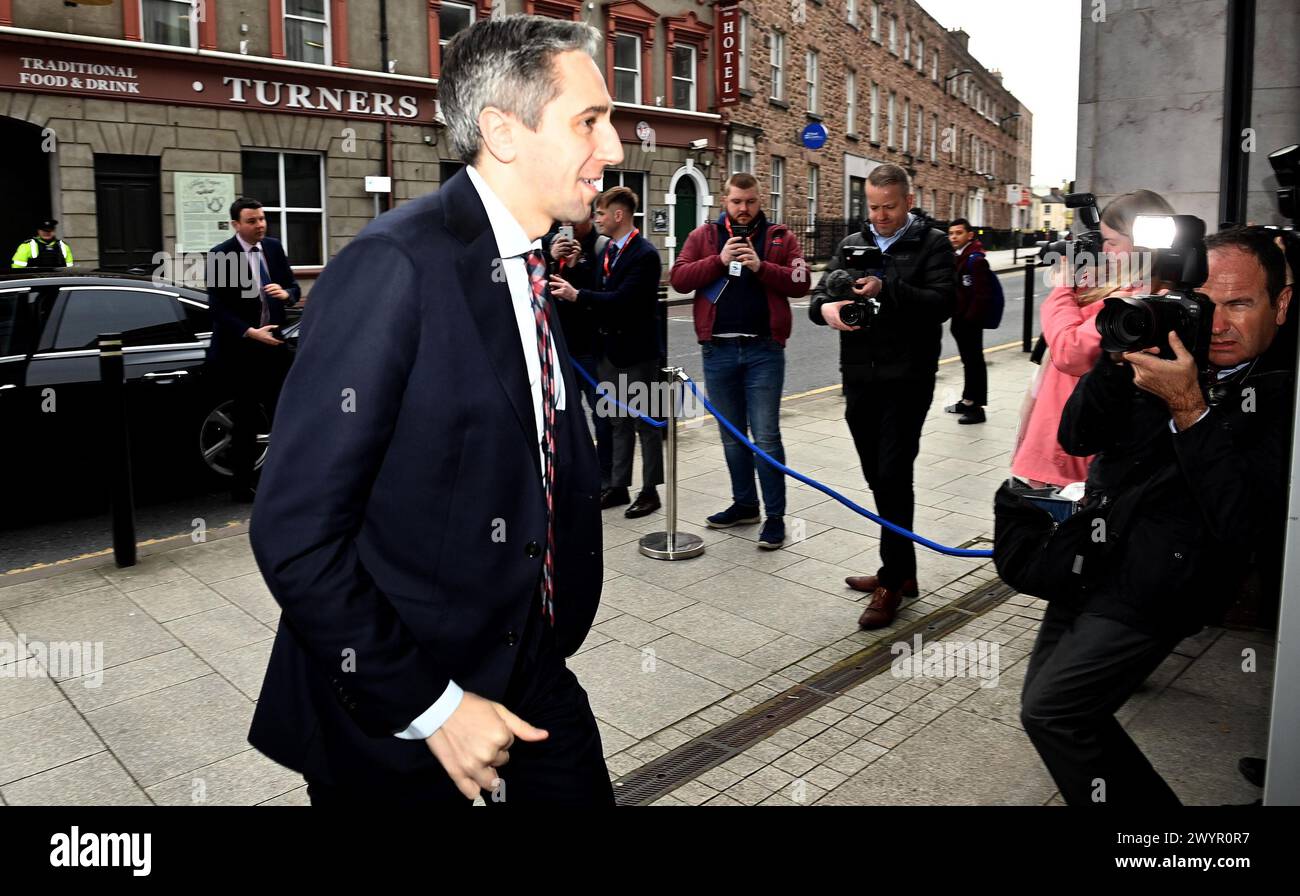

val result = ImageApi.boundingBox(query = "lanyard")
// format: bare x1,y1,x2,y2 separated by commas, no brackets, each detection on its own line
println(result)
603,228,639,278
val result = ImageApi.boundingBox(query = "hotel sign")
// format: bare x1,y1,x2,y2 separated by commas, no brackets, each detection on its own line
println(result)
716,1,740,107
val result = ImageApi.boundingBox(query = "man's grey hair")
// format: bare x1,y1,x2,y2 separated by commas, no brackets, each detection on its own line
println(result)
867,163,912,195
440,15,601,165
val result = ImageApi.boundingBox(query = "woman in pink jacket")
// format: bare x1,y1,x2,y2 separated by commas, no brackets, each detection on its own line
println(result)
1010,190,1175,487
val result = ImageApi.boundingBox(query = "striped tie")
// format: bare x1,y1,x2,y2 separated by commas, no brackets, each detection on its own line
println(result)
524,250,557,624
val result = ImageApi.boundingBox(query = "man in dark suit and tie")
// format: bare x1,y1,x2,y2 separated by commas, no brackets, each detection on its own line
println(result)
206,197,300,502
549,186,664,518
247,15,623,806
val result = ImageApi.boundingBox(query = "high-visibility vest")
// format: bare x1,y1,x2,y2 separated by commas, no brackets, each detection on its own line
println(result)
12,238,73,268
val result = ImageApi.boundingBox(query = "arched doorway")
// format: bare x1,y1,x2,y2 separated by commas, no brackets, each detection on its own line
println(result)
667,163,711,266
673,177,697,248
0,117,54,267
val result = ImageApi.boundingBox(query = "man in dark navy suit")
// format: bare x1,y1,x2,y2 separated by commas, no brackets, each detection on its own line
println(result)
206,197,300,502
247,15,623,806
549,186,664,518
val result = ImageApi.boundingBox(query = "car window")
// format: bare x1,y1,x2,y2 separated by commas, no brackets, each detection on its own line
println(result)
180,299,212,335
53,288,190,350
0,291,20,356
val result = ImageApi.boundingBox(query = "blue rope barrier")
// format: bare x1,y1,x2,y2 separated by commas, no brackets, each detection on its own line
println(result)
569,360,667,429
682,377,994,560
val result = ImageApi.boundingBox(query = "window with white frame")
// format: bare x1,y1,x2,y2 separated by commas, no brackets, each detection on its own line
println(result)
770,30,785,100
730,149,753,174
870,81,879,142
738,12,750,90
846,70,857,135
770,156,785,222
904,27,911,64
285,0,330,64
887,90,895,147
439,2,475,59
846,0,858,27
901,98,909,152
613,33,641,104
915,105,923,155
889,15,897,54
806,49,818,114
141,0,195,49
672,45,697,110
241,150,326,266
807,164,819,221
916,37,924,71
870,1,880,40
930,112,937,160
604,170,647,231
931,50,938,81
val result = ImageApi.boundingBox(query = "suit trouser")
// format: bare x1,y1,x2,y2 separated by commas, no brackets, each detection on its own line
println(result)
1020,600,1184,806
598,356,664,492
305,604,614,807
843,374,934,589
950,318,987,406
227,343,290,492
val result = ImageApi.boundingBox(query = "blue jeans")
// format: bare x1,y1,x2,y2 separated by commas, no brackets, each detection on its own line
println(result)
700,338,786,517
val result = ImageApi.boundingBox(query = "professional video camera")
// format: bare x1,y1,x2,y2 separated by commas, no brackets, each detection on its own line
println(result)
824,244,885,328
1038,192,1104,269
1095,214,1214,370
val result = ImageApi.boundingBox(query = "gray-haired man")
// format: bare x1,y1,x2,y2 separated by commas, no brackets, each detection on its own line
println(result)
248,15,622,806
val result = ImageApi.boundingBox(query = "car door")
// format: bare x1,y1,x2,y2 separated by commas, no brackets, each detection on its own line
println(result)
0,286,37,509
25,285,208,488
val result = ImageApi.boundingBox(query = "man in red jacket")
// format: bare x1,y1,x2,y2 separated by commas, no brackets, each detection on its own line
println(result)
945,218,990,424
669,173,809,549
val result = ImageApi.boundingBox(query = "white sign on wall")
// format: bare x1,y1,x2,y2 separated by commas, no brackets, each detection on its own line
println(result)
174,172,236,254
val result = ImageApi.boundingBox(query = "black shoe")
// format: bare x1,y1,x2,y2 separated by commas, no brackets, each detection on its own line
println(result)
1238,757,1266,788
706,502,761,528
625,489,661,519
944,401,972,414
600,487,630,509
958,406,986,425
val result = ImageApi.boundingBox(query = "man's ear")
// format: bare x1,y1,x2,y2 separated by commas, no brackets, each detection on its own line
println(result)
477,106,518,164
1276,285,1293,327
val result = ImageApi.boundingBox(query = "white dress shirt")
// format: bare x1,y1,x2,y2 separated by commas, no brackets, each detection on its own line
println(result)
394,165,565,741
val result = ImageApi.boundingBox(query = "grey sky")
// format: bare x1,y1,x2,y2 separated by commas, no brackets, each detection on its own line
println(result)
916,0,1080,189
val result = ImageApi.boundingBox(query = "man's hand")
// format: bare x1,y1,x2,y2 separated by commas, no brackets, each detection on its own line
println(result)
548,274,579,301
851,275,883,299
549,237,574,263
735,243,761,273
1124,331,1207,430
719,236,749,266
821,300,862,332
263,283,290,302
425,692,548,800
245,325,285,345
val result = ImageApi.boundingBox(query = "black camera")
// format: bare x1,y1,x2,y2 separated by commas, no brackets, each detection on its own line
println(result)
1095,214,1214,369
1039,192,1104,269
1269,143,1298,224
825,244,885,327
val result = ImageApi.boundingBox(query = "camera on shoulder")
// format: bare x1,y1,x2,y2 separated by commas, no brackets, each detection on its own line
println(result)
825,244,885,328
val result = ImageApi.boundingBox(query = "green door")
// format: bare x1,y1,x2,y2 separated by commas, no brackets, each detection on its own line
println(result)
674,177,698,249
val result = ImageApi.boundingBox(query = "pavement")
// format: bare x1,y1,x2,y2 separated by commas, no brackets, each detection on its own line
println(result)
0,340,1271,806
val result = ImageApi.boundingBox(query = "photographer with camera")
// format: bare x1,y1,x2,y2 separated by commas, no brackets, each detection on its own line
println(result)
809,164,955,628
1011,190,1175,487
1018,224,1296,806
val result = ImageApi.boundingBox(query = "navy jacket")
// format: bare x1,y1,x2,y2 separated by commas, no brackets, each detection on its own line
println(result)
205,235,300,362
246,169,604,786
576,233,663,368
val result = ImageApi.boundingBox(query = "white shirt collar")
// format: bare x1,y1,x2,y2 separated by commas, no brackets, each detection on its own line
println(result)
235,234,260,252
466,165,540,261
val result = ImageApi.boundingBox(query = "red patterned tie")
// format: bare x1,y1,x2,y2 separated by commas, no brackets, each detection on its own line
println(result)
524,250,557,624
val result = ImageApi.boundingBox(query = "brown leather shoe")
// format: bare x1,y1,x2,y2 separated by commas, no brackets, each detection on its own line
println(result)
857,586,904,630
845,575,919,597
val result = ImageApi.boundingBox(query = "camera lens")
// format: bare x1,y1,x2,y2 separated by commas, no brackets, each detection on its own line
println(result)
1097,297,1156,353
841,303,863,327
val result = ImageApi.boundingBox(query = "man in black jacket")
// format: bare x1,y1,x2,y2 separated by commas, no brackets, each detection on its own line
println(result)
550,186,664,518
1021,226,1295,805
810,164,954,629
206,197,301,501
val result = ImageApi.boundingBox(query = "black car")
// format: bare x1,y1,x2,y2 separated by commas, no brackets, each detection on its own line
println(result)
0,270,298,506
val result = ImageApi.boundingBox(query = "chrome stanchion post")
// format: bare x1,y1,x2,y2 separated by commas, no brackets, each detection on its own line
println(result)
639,367,705,560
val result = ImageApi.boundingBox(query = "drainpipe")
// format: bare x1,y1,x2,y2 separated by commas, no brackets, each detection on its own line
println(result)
1218,0,1255,226
378,0,392,212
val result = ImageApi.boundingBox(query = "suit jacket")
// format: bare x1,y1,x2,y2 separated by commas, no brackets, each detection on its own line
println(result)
576,233,663,368
541,224,604,360
205,235,300,363
247,169,604,787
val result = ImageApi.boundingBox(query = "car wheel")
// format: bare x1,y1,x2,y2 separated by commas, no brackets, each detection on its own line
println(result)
198,397,270,479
